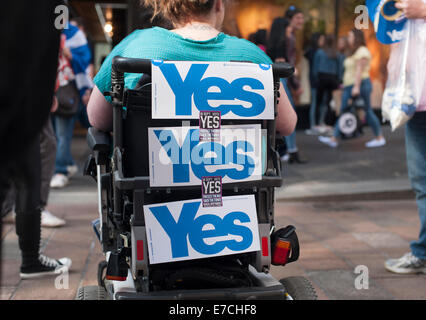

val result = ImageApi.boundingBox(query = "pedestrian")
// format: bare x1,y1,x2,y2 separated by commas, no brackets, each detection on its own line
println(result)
304,32,326,134
385,0,426,274
312,34,343,132
12,94,71,279
283,6,305,96
87,0,297,140
267,7,307,164
318,29,386,148
50,20,93,189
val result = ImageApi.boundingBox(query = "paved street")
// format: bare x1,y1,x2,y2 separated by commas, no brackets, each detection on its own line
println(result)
1,126,425,300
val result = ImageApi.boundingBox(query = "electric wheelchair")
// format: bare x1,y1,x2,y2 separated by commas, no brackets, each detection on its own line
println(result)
78,56,317,300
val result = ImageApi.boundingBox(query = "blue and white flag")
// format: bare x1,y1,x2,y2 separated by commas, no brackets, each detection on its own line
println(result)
366,0,407,44
63,23,94,96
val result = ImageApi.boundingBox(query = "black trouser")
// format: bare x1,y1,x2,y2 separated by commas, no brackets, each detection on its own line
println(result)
316,73,339,126
13,136,42,268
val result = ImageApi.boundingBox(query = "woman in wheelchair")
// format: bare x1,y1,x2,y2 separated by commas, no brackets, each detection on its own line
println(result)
87,0,296,136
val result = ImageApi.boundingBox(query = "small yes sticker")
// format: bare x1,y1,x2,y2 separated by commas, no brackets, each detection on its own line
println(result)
199,111,221,142
202,176,222,207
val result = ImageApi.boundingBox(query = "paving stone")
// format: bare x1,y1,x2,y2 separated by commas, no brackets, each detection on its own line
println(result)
307,269,394,300
375,277,426,300
0,287,16,300
352,232,409,249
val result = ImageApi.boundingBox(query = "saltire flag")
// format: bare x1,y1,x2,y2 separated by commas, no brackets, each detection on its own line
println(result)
62,23,94,96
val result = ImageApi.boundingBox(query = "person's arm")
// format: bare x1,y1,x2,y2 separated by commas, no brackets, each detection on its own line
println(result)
395,0,426,19
87,85,113,132
276,82,297,136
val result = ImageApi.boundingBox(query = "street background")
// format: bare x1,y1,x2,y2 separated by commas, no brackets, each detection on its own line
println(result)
2,126,425,300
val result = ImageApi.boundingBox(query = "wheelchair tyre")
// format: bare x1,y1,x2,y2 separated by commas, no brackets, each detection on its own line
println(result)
280,277,318,300
76,285,109,300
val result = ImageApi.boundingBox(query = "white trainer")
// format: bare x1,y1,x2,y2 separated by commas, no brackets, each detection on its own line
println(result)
385,252,426,274
41,209,66,228
318,136,338,148
365,138,386,148
50,173,69,188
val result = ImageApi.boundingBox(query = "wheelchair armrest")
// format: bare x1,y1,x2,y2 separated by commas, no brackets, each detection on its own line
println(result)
86,127,111,166
87,127,111,153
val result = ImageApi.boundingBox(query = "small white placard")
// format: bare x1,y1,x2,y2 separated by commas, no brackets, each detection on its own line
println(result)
143,195,260,264
148,124,262,187
151,60,274,119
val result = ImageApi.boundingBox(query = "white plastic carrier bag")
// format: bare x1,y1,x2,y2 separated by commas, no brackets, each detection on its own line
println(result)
381,19,426,131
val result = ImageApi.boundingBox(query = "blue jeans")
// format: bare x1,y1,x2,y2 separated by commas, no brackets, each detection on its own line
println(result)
334,79,382,138
282,79,298,153
53,115,75,175
406,112,426,259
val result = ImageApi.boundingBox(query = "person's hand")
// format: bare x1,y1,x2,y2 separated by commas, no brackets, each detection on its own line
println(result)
51,96,58,113
395,0,426,19
351,85,360,97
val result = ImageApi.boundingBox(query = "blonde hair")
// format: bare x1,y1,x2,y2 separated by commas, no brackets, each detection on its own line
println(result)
142,0,216,25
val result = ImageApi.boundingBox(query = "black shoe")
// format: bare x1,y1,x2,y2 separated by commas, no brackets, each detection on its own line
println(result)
288,152,308,164
20,254,72,279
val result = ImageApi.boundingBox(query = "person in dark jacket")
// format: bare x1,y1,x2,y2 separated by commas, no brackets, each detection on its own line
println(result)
312,34,343,129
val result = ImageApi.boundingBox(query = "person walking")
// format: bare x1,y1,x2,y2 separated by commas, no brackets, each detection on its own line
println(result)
267,7,308,164
312,34,343,131
385,0,426,274
304,32,326,134
318,29,385,148
50,21,93,189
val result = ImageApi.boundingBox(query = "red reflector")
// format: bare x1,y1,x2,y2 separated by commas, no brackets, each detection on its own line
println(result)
262,237,269,257
137,240,144,261
106,275,127,281
272,240,291,265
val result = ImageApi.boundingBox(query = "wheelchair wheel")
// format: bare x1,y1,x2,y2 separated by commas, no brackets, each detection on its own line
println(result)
76,285,109,300
280,276,318,300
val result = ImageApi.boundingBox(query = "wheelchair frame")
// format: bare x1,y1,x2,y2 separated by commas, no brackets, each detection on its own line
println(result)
85,56,297,300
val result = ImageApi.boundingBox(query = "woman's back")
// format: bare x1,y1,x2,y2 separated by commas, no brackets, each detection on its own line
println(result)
313,49,341,76
94,27,272,95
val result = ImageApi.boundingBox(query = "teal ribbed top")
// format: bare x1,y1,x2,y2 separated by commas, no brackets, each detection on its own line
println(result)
94,27,273,94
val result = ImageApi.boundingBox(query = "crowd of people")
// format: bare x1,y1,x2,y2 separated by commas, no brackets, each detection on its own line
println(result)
248,6,390,165
1,0,425,282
